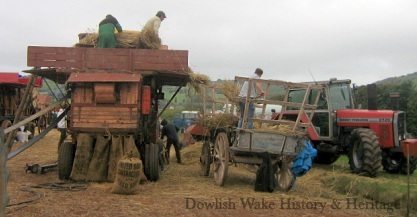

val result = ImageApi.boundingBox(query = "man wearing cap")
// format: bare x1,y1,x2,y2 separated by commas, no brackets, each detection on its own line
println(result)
138,11,166,49
97,14,123,48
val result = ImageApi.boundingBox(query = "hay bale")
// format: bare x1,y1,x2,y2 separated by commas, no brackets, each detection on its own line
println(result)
75,30,142,48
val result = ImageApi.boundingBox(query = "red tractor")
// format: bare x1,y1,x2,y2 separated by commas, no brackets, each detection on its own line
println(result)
284,78,416,177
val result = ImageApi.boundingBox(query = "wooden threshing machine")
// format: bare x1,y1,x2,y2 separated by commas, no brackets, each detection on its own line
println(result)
25,46,190,181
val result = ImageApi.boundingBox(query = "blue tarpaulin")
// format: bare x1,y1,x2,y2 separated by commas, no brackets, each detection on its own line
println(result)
291,141,317,177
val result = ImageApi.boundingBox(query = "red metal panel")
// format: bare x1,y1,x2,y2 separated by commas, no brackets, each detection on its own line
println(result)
0,73,18,83
67,72,141,82
18,77,43,87
141,86,151,115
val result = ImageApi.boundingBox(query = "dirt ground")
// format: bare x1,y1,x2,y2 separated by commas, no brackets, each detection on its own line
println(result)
4,130,414,217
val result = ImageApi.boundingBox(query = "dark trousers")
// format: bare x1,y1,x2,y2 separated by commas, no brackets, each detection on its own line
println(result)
167,138,181,163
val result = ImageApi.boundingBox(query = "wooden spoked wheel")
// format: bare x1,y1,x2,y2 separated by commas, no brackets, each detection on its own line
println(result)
275,155,296,191
213,132,229,186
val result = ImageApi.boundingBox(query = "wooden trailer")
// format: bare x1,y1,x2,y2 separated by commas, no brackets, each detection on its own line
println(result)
25,46,190,182
0,72,42,133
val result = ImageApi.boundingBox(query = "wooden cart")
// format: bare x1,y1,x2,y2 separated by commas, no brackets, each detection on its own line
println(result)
198,77,322,191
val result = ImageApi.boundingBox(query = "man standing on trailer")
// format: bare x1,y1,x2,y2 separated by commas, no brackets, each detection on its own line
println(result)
237,68,265,129
160,119,182,164
97,14,123,48
138,11,166,49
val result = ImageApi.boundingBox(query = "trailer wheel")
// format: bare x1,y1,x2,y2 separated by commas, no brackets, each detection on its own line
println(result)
213,132,229,186
400,156,417,175
145,143,160,182
200,141,212,176
0,120,11,130
382,152,417,175
58,142,76,180
276,156,296,192
348,128,382,177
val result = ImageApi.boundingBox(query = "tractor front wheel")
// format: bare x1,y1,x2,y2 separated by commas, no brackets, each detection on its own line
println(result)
348,128,382,177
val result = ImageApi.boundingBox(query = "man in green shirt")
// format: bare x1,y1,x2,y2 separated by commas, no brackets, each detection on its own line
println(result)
97,14,122,48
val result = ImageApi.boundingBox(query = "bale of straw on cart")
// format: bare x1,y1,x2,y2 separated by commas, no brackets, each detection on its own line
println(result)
75,30,142,48
196,113,239,129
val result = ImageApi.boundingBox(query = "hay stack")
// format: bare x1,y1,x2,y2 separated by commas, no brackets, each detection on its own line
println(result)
75,30,142,48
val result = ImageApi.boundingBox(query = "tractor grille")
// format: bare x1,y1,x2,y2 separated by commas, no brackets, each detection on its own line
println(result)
394,111,406,147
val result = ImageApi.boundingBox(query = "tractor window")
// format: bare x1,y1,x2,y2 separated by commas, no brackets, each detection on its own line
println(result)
329,84,352,110
287,89,322,110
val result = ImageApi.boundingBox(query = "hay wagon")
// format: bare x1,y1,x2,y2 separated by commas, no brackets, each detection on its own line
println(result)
25,46,190,182
193,77,322,191
0,73,43,140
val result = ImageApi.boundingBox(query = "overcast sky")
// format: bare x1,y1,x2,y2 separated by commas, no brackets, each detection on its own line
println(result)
2,0,417,85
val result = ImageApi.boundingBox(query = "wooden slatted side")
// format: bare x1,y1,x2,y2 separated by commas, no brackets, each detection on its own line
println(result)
119,83,139,104
72,84,94,104
27,46,189,72
27,46,84,68
72,106,138,130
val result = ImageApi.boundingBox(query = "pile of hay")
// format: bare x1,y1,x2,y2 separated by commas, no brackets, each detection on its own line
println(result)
195,113,238,129
138,27,161,49
216,80,239,103
75,30,142,48
188,68,211,93
257,123,306,136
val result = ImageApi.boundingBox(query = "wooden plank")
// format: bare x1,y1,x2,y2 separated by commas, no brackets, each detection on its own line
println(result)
73,122,137,129
120,83,139,104
68,73,142,82
72,85,94,104
27,46,189,72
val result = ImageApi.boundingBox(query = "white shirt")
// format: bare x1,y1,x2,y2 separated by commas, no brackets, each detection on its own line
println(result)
57,109,67,129
238,74,261,98
143,16,162,35
16,130,31,142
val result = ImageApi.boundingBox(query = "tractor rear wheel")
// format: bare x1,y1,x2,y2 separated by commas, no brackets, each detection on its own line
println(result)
348,128,382,177
58,142,76,180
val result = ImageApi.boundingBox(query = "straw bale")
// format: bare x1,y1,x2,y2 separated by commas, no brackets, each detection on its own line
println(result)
75,30,142,48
